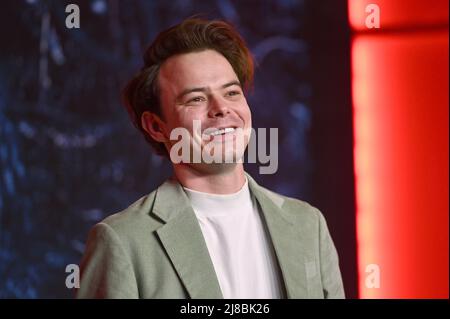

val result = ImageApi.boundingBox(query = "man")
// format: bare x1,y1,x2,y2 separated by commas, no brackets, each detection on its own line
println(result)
76,17,345,299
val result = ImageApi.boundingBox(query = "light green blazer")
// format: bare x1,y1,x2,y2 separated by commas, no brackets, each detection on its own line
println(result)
76,173,345,299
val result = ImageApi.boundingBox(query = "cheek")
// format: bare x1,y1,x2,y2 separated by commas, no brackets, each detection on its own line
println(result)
240,102,252,125
175,111,199,133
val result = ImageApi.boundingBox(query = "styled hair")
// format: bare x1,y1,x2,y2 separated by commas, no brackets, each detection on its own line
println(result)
122,17,254,156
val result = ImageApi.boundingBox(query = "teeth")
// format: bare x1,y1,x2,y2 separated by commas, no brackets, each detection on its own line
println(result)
209,127,235,136
224,127,235,134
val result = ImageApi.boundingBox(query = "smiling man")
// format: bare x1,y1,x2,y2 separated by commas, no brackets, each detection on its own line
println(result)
76,18,345,299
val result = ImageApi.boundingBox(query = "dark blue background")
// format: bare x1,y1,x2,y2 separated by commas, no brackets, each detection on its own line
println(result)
0,0,356,298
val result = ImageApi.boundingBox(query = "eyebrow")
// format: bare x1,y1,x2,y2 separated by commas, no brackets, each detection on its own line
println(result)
175,80,242,101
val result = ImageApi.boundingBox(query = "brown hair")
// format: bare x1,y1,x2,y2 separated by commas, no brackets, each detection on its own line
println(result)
122,17,254,156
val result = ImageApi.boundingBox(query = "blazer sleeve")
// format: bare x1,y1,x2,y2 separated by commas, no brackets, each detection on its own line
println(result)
317,211,346,299
76,222,139,299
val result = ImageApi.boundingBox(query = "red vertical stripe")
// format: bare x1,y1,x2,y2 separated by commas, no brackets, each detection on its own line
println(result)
349,0,449,298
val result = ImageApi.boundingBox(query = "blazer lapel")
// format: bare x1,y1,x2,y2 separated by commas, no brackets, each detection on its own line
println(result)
152,178,223,299
246,174,310,298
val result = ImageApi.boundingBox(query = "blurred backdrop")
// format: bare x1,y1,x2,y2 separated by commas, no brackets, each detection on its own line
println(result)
0,0,447,299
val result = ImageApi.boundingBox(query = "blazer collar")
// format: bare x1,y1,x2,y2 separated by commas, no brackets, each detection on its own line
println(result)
152,177,223,298
246,173,309,298
152,173,309,299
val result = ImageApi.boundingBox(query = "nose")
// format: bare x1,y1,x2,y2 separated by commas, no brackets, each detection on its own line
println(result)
207,96,230,118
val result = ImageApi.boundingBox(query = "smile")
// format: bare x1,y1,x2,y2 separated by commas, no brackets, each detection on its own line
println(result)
205,127,236,136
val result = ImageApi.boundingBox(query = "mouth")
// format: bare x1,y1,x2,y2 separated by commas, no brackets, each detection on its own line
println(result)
203,126,237,137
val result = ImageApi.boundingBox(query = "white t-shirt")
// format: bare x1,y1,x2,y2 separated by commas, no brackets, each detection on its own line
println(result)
183,178,284,299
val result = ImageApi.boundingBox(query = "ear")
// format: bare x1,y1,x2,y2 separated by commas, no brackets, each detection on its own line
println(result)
141,111,168,143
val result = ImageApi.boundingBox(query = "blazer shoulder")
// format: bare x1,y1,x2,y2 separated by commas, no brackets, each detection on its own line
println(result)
257,184,323,223
97,189,161,238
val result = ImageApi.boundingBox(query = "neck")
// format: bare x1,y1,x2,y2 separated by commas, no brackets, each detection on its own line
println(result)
172,163,246,194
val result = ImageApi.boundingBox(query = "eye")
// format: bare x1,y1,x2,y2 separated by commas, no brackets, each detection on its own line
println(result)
226,90,241,97
187,96,206,104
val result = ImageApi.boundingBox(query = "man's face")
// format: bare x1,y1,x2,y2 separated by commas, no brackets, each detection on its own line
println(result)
157,49,252,166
